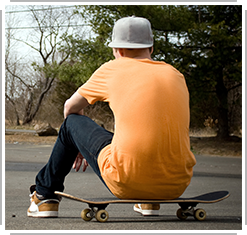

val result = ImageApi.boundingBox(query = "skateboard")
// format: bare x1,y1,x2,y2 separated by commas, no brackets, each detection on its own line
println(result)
55,190,229,222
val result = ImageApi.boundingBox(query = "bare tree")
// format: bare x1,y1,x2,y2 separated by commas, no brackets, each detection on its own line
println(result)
5,5,81,125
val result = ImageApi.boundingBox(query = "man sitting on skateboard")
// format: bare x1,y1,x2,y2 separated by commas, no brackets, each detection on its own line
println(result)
28,16,196,218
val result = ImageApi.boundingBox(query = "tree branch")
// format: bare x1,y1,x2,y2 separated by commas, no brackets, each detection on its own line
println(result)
5,63,34,89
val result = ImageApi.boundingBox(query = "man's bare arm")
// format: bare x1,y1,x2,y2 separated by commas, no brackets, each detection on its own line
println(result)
64,92,89,119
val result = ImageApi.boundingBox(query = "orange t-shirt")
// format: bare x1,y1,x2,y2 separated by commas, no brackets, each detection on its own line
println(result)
78,57,196,199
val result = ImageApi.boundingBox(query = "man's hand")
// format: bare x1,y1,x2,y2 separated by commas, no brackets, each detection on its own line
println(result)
73,152,89,172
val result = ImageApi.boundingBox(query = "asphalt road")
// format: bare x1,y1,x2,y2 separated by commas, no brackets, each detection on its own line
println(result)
5,142,242,231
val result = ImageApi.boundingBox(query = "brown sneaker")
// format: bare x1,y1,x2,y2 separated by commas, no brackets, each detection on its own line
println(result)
133,204,160,216
27,187,60,218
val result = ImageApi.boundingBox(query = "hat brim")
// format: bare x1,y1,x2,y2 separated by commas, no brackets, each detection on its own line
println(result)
108,42,153,49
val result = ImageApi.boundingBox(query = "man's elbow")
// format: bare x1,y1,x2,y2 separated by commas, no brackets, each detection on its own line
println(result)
64,100,72,118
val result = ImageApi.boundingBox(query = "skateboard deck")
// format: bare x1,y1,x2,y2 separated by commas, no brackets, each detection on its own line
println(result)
55,190,229,222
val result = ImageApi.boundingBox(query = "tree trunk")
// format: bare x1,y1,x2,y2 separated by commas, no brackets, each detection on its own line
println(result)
14,110,20,126
215,69,229,139
22,76,56,125
6,94,20,126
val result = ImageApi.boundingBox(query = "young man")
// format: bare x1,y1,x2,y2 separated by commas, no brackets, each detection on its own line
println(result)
27,16,196,218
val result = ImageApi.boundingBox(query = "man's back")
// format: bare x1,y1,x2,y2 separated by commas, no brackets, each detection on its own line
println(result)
79,57,196,199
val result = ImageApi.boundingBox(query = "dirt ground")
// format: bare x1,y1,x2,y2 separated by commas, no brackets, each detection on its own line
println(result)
189,136,241,157
5,131,242,158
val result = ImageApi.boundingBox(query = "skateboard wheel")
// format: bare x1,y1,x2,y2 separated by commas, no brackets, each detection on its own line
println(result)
81,208,93,221
194,208,206,221
95,209,109,223
176,208,188,220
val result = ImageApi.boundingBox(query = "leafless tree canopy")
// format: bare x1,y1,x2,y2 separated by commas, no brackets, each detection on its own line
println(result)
5,5,86,125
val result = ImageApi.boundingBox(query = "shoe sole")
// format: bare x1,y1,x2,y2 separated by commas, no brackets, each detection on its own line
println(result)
133,205,159,216
27,211,58,218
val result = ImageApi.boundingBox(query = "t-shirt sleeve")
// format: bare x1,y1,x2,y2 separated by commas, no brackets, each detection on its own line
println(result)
77,63,109,104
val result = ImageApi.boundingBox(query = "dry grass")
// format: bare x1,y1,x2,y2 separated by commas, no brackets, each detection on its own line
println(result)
190,136,241,157
5,132,57,145
189,127,242,157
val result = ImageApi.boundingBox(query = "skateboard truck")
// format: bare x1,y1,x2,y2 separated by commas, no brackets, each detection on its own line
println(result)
81,203,110,222
177,202,206,221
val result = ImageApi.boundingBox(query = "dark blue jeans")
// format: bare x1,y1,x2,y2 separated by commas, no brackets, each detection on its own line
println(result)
35,114,113,198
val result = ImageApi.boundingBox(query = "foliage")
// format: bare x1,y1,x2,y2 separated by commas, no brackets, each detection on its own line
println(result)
58,37,113,86
183,5,242,138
